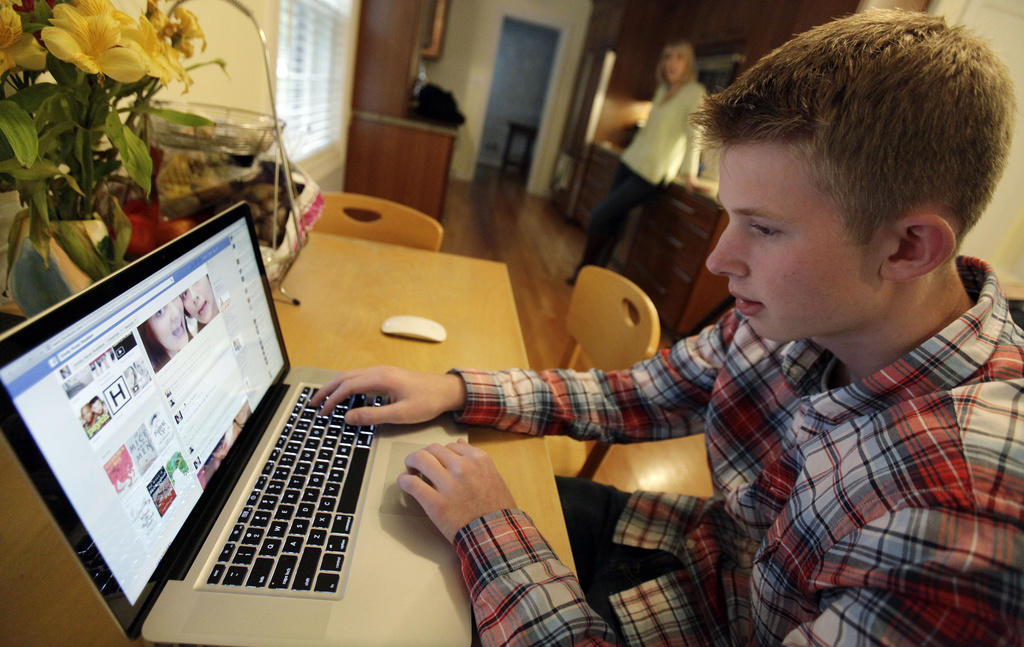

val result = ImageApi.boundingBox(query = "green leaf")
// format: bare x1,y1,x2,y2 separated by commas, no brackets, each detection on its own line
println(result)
5,207,30,282
8,83,60,113
46,54,82,88
105,112,152,196
0,100,39,166
109,198,131,269
50,220,111,281
136,106,216,127
0,158,61,180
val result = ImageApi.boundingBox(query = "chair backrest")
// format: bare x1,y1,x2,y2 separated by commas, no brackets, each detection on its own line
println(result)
564,265,660,370
316,192,444,252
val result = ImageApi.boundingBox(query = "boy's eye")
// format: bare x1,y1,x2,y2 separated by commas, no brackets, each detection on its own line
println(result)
750,223,777,236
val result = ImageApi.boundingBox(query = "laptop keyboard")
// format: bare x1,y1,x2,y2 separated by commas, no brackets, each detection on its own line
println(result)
206,386,380,595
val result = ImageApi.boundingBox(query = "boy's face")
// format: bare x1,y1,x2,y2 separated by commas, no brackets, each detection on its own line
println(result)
707,142,890,347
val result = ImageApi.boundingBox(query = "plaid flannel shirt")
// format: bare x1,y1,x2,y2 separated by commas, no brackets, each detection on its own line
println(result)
451,257,1024,646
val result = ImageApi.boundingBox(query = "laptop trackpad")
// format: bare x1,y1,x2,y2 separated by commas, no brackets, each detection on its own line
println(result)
378,441,429,516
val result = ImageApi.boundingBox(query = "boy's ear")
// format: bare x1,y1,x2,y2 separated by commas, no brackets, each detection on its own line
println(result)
878,210,959,282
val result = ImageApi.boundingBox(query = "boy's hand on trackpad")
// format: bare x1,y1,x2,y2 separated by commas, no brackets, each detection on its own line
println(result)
398,439,516,542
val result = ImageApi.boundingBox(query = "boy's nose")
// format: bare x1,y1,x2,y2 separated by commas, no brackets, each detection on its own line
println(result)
705,229,744,278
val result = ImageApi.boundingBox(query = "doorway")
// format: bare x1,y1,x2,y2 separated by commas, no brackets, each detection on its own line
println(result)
477,17,560,181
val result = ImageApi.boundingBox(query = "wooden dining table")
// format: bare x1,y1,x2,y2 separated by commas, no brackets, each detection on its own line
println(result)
0,231,574,646
274,232,575,569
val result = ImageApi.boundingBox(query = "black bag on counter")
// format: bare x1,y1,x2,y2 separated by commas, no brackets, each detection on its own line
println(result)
414,83,465,125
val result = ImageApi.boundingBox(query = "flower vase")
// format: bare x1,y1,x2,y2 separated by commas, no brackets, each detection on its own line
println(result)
6,216,102,318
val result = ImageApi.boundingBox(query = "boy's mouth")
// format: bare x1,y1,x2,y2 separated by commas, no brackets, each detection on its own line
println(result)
733,294,764,316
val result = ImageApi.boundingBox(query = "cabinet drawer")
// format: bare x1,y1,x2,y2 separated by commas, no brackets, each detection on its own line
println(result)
659,188,720,236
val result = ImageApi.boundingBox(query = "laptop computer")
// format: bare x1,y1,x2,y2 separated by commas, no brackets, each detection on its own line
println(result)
0,202,472,645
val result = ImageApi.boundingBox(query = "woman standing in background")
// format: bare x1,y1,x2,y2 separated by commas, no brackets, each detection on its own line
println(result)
568,39,705,284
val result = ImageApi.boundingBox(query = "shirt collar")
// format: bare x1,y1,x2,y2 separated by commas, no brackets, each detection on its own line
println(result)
782,257,1011,423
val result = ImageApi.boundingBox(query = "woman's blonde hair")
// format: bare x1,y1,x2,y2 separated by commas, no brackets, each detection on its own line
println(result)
657,39,697,86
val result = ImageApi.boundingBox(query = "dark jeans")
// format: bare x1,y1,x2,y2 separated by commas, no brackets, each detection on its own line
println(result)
574,163,662,273
557,476,684,642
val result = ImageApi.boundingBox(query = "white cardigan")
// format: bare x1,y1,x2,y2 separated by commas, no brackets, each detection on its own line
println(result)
620,80,706,185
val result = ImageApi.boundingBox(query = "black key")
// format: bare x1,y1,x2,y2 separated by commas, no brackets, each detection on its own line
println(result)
261,461,274,476
233,546,256,564
286,441,302,454
318,496,337,512
288,475,306,489
326,534,348,553
275,504,296,520
332,456,348,470
242,527,264,545
292,547,321,591
278,453,296,468
228,524,244,542
300,449,316,463
282,489,300,505
219,543,235,562
251,510,271,527
283,536,304,553
314,572,339,593
313,512,332,529
321,553,344,572
260,538,282,556
296,502,315,518
223,565,248,586
338,447,370,514
302,488,321,503
246,558,274,587
258,494,278,510
272,467,290,481
266,480,285,495
238,506,253,523
269,554,297,589
307,473,325,488
313,460,330,474
328,469,344,483
246,490,260,506
294,462,311,476
268,520,289,538
207,563,226,584
324,482,340,497
308,529,326,546
333,514,354,535
290,518,310,535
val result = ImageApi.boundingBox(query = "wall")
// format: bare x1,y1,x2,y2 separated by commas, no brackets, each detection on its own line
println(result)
423,0,591,196
146,0,357,192
930,0,1024,282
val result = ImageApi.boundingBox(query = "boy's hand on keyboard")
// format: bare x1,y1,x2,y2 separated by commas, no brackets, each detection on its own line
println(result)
398,439,516,542
312,366,466,426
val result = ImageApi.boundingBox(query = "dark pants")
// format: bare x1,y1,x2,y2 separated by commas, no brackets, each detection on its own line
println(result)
557,476,684,641
573,163,661,275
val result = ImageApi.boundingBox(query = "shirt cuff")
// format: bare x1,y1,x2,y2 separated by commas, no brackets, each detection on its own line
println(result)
448,368,506,426
453,509,559,600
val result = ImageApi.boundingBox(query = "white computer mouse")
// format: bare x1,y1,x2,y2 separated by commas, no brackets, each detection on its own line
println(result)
380,315,447,343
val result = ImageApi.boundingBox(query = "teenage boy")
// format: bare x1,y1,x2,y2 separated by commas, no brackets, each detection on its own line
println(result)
314,9,1022,646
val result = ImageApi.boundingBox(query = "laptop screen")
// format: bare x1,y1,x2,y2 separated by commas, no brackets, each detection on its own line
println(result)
0,204,285,615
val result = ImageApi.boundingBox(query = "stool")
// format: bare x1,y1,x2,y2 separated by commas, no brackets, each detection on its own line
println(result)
500,121,538,175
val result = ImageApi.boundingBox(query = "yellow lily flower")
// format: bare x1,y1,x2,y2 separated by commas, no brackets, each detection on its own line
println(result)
0,4,46,74
122,14,188,88
170,7,205,58
41,1,147,83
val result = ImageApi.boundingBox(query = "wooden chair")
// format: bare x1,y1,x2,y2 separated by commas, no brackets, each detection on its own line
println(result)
316,192,444,252
549,265,661,479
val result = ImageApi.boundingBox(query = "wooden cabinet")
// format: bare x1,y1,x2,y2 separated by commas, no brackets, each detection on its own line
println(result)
346,0,456,220
569,144,620,230
345,112,455,220
351,0,423,117
623,183,730,335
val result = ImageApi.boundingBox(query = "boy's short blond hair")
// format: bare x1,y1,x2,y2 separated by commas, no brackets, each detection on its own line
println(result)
693,10,1015,244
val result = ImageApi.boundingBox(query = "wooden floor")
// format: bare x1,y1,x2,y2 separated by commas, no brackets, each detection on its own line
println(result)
440,166,712,497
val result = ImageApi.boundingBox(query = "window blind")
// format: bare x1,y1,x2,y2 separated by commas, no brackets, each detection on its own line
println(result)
275,0,350,161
